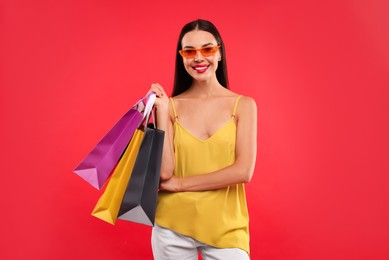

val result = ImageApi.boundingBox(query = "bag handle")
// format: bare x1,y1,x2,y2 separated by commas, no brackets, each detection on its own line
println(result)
144,93,157,129
143,93,156,120
133,92,156,128
133,93,156,115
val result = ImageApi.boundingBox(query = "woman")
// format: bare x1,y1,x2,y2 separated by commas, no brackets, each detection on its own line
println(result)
148,19,257,260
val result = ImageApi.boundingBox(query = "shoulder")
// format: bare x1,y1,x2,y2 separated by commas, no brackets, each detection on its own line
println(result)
221,88,257,113
235,95,257,121
170,92,189,104
224,88,255,104
169,95,187,111
234,94,257,110
238,95,257,108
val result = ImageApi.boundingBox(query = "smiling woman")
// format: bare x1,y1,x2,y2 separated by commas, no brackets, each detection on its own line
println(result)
147,19,257,260
180,30,222,81
2,0,388,259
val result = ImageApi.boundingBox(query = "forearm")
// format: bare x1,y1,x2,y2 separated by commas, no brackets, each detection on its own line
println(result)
180,161,254,191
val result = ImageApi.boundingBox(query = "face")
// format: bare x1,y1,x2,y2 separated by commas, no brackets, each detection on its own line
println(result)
180,30,221,82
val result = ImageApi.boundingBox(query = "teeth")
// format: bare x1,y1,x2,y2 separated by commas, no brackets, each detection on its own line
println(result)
195,66,207,70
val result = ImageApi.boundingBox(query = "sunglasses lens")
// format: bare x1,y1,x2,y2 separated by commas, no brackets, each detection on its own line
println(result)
201,46,218,56
180,49,196,58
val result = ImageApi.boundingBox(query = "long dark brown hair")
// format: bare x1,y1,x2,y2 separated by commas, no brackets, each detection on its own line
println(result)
172,19,229,97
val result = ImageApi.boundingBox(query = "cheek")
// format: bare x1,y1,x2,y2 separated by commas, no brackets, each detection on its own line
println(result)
183,59,194,73
181,59,193,76
208,57,219,70
183,59,192,67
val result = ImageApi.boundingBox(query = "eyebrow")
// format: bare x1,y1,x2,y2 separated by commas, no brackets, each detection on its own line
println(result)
182,43,216,49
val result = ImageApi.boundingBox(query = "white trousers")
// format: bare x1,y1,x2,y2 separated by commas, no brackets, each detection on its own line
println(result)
151,224,250,260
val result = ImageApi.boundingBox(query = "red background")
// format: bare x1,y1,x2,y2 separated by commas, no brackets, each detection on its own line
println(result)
1,0,389,259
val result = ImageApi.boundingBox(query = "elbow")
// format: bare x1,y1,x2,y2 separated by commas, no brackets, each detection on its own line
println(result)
242,173,253,184
235,156,256,183
159,166,175,181
240,167,254,183
160,171,173,181
160,158,175,181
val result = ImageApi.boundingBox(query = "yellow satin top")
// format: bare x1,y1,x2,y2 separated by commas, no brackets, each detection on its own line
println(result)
155,95,249,254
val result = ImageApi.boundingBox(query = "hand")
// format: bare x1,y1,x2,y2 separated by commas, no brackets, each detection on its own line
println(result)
148,83,169,112
159,175,183,192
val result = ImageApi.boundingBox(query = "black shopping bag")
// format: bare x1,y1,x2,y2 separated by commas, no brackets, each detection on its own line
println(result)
117,122,164,226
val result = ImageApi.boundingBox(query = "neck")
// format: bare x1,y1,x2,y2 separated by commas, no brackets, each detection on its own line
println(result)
189,76,224,98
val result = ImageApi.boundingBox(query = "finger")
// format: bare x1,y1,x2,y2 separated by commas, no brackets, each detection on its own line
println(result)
149,84,161,97
151,83,166,97
155,83,168,96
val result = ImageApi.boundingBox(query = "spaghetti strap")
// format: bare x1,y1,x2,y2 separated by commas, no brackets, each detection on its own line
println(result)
170,98,178,120
232,95,243,117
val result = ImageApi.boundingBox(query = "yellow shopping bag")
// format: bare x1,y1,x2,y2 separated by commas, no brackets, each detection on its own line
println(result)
91,129,144,224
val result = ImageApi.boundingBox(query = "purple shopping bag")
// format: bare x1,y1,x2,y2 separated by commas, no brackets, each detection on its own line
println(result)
74,94,156,189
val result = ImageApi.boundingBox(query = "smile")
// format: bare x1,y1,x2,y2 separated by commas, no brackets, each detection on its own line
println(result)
192,65,210,73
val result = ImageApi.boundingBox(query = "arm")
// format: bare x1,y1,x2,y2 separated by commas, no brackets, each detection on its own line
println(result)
148,84,175,180
160,96,257,192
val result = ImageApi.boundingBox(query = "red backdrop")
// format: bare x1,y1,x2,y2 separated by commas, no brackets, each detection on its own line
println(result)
1,0,389,259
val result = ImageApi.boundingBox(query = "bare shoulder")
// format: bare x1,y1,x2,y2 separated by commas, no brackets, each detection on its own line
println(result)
237,95,257,113
170,93,190,104
234,95,257,126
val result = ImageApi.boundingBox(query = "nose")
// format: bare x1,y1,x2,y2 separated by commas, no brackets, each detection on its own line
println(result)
194,50,204,62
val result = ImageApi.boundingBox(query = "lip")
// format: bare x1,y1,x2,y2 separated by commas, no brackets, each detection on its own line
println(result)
192,64,209,73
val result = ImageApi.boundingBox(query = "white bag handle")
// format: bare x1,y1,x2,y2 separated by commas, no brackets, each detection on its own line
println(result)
143,93,156,122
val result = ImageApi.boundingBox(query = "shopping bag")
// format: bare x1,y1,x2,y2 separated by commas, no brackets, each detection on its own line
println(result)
91,129,144,224
117,111,165,226
73,94,156,189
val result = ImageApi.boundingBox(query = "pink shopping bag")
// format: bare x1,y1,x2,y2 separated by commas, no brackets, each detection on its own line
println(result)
73,94,156,189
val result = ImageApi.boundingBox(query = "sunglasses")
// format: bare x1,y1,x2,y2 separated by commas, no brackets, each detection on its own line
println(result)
179,45,220,58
